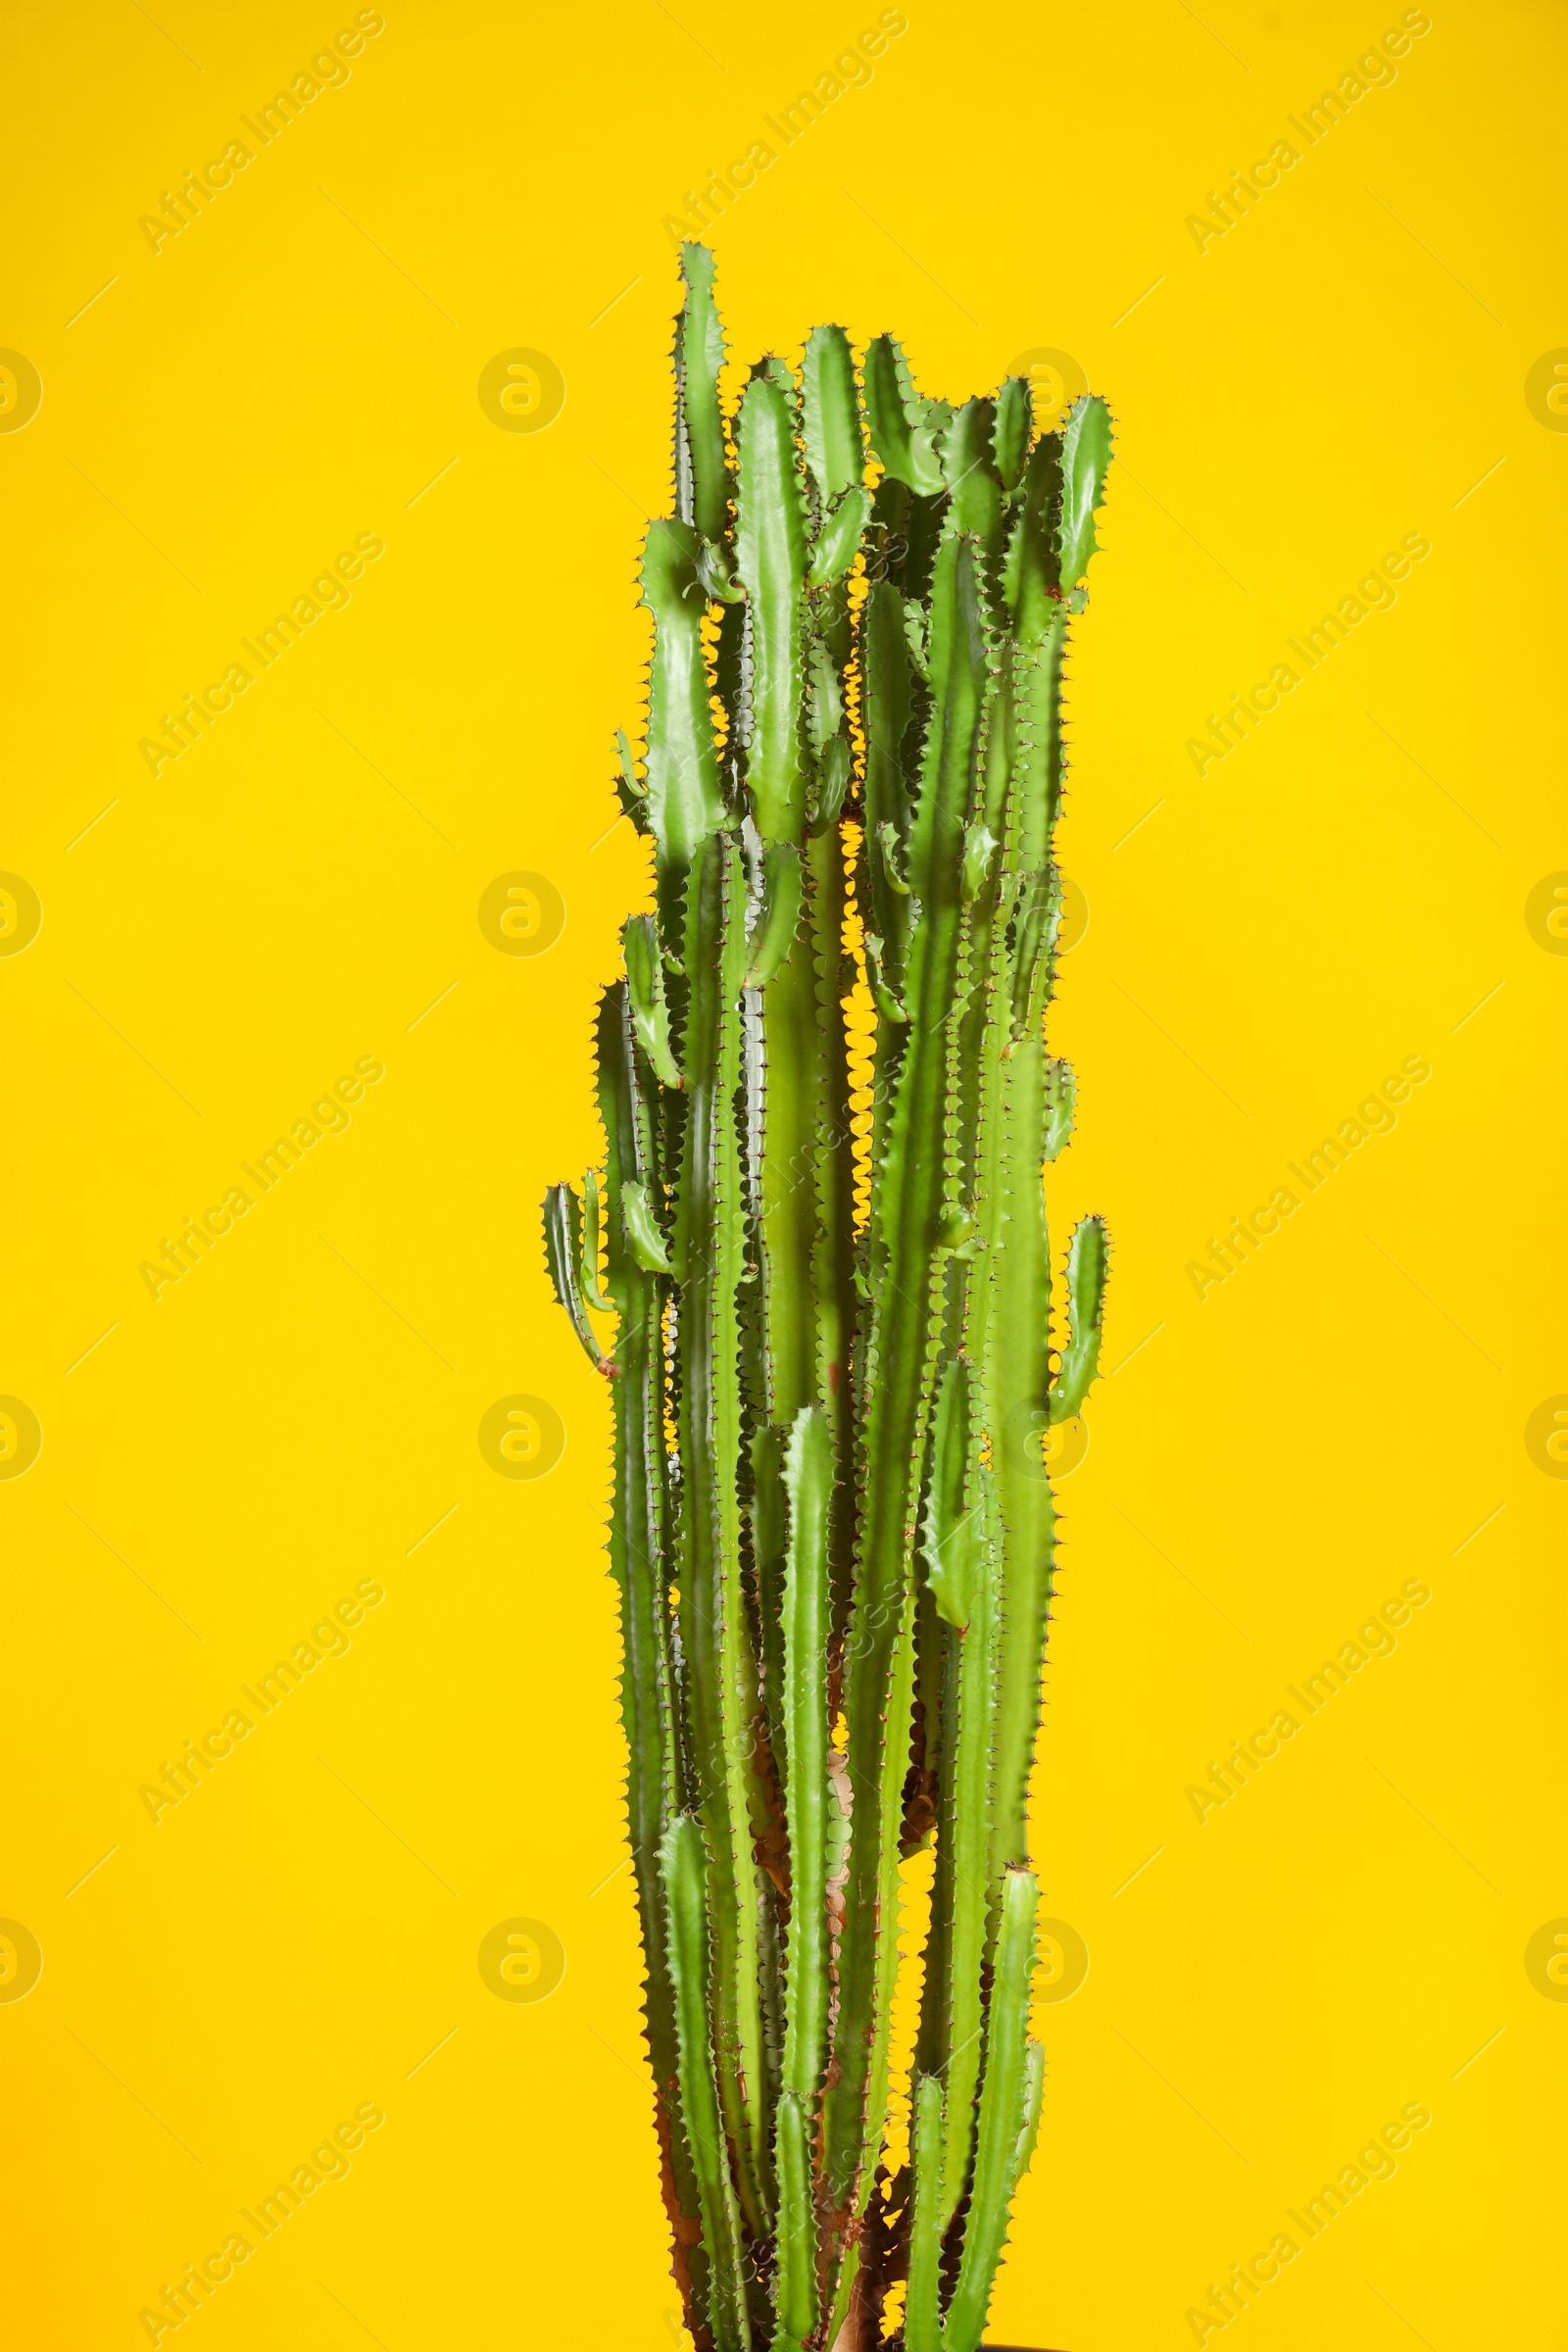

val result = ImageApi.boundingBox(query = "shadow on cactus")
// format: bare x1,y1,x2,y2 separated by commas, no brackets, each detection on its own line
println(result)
544,243,1112,2352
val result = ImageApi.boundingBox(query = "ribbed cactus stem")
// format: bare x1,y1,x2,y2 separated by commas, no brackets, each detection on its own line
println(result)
543,245,1114,2352
770,1405,832,2352
985,1038,1059,1887
942,1869,1047,2352
662,1815,753,2349
933,1460,999,2229
674,834,771,2236
904,2073,948,2352
592,985,697,2275
822,530,987,2330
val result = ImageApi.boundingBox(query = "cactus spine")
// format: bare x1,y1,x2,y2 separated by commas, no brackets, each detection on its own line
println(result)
545,245,1112,2352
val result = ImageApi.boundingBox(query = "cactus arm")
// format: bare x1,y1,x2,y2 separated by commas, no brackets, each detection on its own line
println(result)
936,1465,1001,2228
1044,1054,1076,1161
807,640,842,758
735,376,808,846
542,1182,610,1372
1055,394,1114,594
1006,404,1112,1030
912,1592,956,2087
823,1592,918,2346
958,887,1013,1403
1003,407,1112,1035
715,833,773,2222
939,398,1004,555
962,820,999,905
675,240,729,546
1050,1213,1108,1421
714,595,749,812
951,2043,1047,2352
932,653,1021,2061
907,1559,947,1866
758,909,818,1425
739,367,819,1458
771,2089,815,2352
863,334,946,495
943,1869,1044,2352
1002,432,1064,640
598,986,681,1816
998,438,1066,1038
624,913,685,1090
617,725,647,804
860,581,916,1021
1004,625,1067,1038
914,755,995,2099
808,673,850,836
992,374,1032,494
748,367,843,1484
597,992,681,1815
904,2073,947,2352
593,986,699,2300
767,1405,833,2348
976,637,1015,848
803,323,865,502
698,533,746,605
823,533,987,2288
673,836,770,2233
897,486,954,612
641,518,729,884
749,1419,788,1763
744,844,805,992
807,487,872,590
661,1816,754,2352
984,1038,1057,1887
1017,2032,1047,2175
862,932,909,1027
622,1178,675,1275
580,1165,612,1312
805,818,859,1632
779,1406,832,2099
944,661,1011,1286
753,352,798,396
670,836,726,1298
813,733,853,830
877,821,912,895
920,1357,975,1631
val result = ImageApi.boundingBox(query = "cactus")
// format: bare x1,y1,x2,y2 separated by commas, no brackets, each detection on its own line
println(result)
544,245,1112,2352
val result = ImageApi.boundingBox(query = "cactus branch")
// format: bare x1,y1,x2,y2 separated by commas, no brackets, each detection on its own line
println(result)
943,1869,1045,2352
1051,1213,1109,1422
905,2073,948,2352
663,1815,754,2352
542,1182,611,1373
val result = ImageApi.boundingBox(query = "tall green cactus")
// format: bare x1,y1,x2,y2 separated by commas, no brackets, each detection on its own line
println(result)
544,246,1112,2352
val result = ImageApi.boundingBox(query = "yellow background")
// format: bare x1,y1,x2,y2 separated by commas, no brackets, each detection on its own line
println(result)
4,1,1563,2345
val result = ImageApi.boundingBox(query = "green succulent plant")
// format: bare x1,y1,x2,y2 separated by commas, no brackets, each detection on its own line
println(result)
544,242,1112,2352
